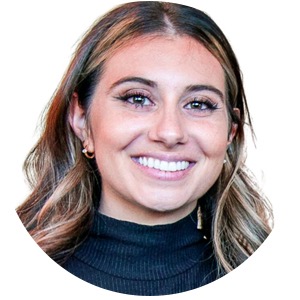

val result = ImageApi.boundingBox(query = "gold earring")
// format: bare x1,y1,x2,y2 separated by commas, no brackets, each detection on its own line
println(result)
82,147,95,159
197,205,207,240
197,205,203,230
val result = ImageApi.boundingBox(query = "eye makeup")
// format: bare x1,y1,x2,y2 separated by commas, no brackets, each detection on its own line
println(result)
183,97,220,116
115,90,154,108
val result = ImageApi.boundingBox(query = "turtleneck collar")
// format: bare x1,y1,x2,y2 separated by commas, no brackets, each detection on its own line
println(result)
73,206,214,281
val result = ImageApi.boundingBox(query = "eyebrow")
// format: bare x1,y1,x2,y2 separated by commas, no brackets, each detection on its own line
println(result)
108,76,224,101
108,76,157,93
184,84,224,101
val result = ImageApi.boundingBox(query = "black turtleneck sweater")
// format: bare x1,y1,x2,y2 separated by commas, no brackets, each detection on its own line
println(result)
62,208,219,296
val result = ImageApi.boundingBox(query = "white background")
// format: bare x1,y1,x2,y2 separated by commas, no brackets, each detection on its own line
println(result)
1,0,299,299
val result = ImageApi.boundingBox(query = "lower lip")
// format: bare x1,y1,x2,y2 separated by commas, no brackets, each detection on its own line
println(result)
131,158,195,181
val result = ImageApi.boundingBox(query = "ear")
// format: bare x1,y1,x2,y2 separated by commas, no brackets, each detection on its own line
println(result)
227,108,240,145
69,92,94,152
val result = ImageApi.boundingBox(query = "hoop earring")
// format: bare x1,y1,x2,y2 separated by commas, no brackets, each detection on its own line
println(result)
82,148,95,159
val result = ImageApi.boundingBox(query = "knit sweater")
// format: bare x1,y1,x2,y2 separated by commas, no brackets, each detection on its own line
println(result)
62,207,219,296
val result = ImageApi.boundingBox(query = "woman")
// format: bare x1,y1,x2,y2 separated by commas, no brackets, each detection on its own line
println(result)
17,1,273,296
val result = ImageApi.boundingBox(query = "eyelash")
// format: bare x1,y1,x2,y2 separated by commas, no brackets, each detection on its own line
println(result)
184,98,219,112
115,92,219,113
115,91,153,108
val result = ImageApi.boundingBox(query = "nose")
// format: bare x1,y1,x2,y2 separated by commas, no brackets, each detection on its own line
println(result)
148,106,188,148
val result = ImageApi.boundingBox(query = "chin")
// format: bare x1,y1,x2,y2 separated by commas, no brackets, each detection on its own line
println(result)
138,195,193,213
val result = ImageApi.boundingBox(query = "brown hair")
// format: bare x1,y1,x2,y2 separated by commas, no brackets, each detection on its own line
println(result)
17,1,273,274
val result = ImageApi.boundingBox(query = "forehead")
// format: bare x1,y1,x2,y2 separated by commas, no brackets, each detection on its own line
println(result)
100,35,225,92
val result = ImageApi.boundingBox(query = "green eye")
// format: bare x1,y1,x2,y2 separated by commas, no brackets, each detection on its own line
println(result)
185,99,217,110
189,101,206,110
131,95,148,105
116,92,154,108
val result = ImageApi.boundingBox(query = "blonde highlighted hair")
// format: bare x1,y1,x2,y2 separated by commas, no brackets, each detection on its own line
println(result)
17,1,273,273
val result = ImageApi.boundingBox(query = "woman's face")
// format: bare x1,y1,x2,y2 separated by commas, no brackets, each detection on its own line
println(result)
72,35,237,224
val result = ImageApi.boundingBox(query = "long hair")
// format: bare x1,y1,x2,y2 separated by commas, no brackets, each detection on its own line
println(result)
17,1,273,273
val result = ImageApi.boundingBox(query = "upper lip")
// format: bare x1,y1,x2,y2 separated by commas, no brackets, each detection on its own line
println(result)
131,153,197,163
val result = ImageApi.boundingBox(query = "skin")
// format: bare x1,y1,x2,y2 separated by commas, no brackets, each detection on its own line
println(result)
70,35,237,225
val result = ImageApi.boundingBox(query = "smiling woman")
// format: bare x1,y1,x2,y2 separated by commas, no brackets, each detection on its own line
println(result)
16,1,273,296
71,35,233,222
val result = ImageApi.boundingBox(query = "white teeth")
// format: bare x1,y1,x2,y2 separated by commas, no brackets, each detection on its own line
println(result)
137,157,190,172
148,157,154,168
154,159,160,169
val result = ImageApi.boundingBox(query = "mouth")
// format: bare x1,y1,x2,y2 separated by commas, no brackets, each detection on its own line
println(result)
131,155,197,181
132,156,194,172
132,156,196,172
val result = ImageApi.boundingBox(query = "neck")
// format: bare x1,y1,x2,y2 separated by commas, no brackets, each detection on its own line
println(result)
99,195,198,225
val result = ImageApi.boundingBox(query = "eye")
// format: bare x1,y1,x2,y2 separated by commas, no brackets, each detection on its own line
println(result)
116,92,154,108
184,98,218,112
128,95,152,107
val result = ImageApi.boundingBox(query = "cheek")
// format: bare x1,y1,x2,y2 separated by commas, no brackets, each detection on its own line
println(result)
91,117,121,154
193,121,229,158
90,110,143,155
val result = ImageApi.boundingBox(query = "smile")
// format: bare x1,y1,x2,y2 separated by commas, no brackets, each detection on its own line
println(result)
136,157,190,172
